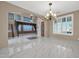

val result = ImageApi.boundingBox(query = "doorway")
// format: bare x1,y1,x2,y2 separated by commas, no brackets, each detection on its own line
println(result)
41,22,44,37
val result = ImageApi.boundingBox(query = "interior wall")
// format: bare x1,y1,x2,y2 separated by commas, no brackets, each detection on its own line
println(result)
0,2,8,48
37,18,43,37
44,20,50,37
47,10,79,40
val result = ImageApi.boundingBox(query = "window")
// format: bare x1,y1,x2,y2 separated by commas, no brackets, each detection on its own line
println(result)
53,14,73,35
66,16,72,34
57,18,62,33
53,20,57,33
18,25,21,31
62,17,67,34
8,13,14,20
23,17,32,22
15,14,21,20
8,24,12,32
23,25,33,31
18,25,35,32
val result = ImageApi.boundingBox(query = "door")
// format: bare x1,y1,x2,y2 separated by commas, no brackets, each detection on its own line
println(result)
41,22,44,36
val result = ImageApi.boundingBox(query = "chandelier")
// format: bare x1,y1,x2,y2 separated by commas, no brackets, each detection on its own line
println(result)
45,2,56,20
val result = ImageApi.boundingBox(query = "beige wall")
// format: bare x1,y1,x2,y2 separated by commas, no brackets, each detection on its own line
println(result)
0,2,8,48
37,18,44,37
44,20,50,37
45,10,79,40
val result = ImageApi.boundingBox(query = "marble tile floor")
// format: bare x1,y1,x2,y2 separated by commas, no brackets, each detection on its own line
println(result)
0,48,9,58
1,35,79,58
9,36,79,58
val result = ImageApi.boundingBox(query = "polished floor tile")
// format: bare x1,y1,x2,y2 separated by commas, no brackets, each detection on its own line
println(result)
0,48,9,58
7,35,79,58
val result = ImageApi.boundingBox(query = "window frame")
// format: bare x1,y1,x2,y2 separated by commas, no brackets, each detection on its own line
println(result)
23,16,32,22
8,13,15,20
53,14,74,36
15,14,22,21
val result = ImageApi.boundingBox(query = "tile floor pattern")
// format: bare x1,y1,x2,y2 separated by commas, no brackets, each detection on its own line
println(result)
1,34,79,58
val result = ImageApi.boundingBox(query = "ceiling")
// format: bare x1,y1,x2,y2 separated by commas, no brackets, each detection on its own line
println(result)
7,1,79,16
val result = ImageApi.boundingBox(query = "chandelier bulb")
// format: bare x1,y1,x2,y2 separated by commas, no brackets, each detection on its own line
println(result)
54,14,56,17
45,2,56,20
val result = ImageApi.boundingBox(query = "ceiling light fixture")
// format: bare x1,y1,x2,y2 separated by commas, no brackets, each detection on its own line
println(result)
45,2,56,20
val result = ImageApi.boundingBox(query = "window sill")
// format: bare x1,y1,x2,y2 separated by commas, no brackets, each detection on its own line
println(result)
53,32,73,36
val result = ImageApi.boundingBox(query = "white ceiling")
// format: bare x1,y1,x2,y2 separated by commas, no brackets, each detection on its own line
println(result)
7,1,79,16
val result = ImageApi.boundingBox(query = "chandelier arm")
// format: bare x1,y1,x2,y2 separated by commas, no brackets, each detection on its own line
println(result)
45,2,56,20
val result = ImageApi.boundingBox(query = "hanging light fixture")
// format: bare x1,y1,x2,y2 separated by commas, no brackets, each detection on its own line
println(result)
45,2,56,20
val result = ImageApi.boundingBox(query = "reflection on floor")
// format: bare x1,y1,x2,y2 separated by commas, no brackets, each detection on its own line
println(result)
0,48,8,58
8,34,79,58
27,37,37,40
1,34,79,58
